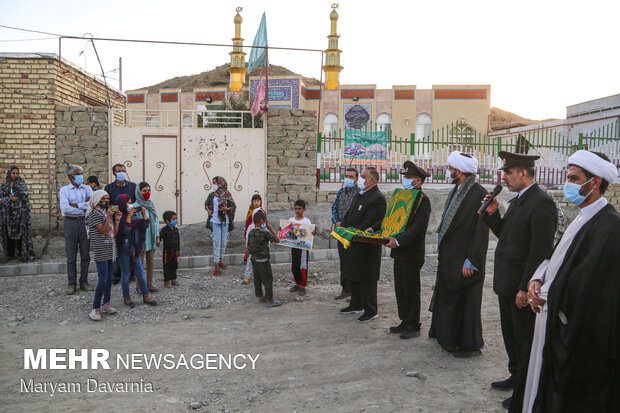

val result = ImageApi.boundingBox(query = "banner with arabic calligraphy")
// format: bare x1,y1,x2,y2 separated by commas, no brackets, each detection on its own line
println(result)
344,129,388,165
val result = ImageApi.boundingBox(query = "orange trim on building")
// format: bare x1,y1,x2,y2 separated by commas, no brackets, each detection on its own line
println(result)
302,87,322,100
195,91,226,102
127,93,145,104
341,88,374,99
434,89,487,100
394,90,415,100
161,92,178,103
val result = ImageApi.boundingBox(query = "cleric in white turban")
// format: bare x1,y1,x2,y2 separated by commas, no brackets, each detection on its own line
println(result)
567,149,618,185
447,151,479,174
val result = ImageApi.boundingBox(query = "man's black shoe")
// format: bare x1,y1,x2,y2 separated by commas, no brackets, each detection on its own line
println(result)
491,376,515,390
399,327,421,339
340,306,363,315
356,313,378,323
389,321,407,334
501,396,512,409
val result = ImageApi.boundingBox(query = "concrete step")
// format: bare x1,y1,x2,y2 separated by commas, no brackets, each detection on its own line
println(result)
0,241,497,277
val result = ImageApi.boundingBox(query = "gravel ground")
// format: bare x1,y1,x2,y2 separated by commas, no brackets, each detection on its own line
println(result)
1,255,513,412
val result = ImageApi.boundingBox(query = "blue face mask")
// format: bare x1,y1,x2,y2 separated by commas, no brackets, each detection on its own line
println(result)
402,177,414,190
563,179,593,206
261,224,267,229
73,174,84,186
343,178,355,188
169,220,177,227
116,172,127,182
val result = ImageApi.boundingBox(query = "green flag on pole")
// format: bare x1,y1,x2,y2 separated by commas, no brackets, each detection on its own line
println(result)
247,12,268,74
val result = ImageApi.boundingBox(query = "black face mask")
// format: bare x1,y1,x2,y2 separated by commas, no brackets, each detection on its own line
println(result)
99,200,110,209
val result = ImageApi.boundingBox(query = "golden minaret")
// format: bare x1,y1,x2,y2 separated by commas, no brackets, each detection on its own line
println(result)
228,7,247,92
322,4,344,90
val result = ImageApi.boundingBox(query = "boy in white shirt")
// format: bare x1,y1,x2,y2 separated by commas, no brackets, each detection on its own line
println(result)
288,199,313,296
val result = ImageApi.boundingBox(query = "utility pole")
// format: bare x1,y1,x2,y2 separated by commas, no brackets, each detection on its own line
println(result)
119,57,123,91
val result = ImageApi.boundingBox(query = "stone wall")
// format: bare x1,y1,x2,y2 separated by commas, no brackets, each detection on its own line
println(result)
266,109,318,211
55,106,109,194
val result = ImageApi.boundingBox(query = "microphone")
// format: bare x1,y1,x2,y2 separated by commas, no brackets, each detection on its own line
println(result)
477,185,503,215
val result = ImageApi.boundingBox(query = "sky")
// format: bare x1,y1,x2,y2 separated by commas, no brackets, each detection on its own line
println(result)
1,0,619,120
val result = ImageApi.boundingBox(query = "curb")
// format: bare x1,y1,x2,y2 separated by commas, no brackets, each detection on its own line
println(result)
0,241,497,277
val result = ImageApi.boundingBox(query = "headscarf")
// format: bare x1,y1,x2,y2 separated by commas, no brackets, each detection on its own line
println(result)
568,150,618,184
448,151,479,174
213,176,234,221
135,183,159,251
86,190,112,239
0,166,35,261
2,166,29,198
115,194,145,261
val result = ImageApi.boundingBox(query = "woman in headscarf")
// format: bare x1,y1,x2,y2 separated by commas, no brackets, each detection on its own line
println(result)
87,190,120,321
0,166,36,262
114,194,157,308
135,182,159,292
204,176,236,276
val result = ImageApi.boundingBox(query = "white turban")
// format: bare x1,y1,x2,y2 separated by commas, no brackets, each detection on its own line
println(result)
568,150,618,184
448,151,479,174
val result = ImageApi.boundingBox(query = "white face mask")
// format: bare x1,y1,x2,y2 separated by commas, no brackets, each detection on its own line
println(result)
357,176,366,190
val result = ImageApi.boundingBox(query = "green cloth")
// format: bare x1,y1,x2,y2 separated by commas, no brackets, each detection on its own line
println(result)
332,188,421,248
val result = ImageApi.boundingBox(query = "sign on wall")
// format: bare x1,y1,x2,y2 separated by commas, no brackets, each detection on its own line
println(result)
344,129,388,165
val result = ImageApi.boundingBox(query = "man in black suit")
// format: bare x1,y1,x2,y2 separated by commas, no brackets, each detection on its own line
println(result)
385,161,431,339
481,151,558,411
339,167,387,323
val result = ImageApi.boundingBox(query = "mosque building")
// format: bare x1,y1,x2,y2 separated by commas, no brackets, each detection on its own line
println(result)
126,5,491,140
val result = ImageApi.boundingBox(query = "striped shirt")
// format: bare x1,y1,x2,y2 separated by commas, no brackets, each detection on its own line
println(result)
88,209,117,262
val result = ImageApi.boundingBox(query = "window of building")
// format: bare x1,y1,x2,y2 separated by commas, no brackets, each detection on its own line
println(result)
323,113,338,136
182,114,192,128
416,113,432,140
328,54,336,65
376,113,392,135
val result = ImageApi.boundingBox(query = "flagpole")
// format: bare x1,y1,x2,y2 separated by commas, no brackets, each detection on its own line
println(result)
264,46,269,110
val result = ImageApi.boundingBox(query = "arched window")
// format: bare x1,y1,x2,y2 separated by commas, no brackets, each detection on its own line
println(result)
182,114,192,128
416,113,432,140
323,113,338,137
376,113,392,135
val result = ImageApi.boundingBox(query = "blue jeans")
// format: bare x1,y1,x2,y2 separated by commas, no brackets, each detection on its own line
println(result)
118,255,148,298
93,260,114,309
211,222,229,264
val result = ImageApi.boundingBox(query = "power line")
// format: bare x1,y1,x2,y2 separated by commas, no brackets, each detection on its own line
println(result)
0,37,58,42
0,23,64,37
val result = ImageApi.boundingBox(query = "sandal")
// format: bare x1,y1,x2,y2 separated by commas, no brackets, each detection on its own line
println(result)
143,298,158,306
298,287,306,296
265,300,282,308
290,284,301,292
124,298,135,309
258,296,266,303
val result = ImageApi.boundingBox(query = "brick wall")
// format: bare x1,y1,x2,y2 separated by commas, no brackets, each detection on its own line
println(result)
0,54,125,231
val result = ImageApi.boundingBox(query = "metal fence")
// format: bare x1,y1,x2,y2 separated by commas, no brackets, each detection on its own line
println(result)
318,120,619,186
111,109,261,128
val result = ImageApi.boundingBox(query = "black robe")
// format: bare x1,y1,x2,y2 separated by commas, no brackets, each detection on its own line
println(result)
533,203,620,413
341,186,387,284
429,182,489,352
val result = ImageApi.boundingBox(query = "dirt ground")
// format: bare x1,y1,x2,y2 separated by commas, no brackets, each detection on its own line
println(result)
0,256,513,412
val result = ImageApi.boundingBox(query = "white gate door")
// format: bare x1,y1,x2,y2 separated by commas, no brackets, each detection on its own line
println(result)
143,135,178,220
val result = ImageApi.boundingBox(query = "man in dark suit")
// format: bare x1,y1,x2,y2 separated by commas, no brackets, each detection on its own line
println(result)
481,151,558,411
339,167,387,323
385,161,431,339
